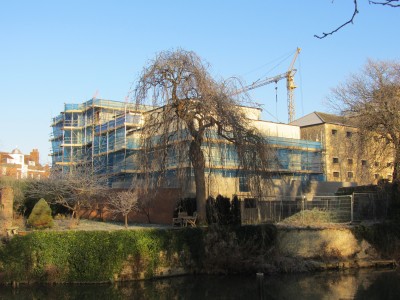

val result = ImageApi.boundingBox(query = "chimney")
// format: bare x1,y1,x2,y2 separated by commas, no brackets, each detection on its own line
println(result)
30,149,40,165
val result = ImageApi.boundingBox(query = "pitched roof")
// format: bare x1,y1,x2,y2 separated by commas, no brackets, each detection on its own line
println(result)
291,111,354,127
314,112,348,125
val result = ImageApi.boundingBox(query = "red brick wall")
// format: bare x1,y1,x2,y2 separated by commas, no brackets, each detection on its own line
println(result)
0,187,14,235
82,188,182,225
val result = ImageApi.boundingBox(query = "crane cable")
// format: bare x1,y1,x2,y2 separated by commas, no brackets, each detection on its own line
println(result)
298,53,304,118
243,49,295,81
275,84,278,121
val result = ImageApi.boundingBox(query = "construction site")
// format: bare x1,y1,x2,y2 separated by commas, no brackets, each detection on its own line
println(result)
51,48,391,200
49,48,337,199
50,98,326,199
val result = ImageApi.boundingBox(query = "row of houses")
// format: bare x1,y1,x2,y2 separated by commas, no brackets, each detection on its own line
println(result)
0,148,50,180
50,98,393,200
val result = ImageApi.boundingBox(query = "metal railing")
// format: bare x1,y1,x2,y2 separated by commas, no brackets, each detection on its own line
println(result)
240,193,389,225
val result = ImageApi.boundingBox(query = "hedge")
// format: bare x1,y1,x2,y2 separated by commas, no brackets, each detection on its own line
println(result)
0,228,205,284
0,225,276,284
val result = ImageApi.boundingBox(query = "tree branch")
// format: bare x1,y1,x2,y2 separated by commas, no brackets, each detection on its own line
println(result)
369,0,400,7
314,0,359,39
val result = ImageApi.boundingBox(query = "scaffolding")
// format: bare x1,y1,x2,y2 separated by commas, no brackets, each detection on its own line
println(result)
50,99,152,175
51,99,325,189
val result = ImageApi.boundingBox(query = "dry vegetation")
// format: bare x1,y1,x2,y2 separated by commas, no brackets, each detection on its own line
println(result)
14,216,169,232
278,208,349,228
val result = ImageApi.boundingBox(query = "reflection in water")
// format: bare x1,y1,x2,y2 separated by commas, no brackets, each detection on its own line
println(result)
0,270,399,300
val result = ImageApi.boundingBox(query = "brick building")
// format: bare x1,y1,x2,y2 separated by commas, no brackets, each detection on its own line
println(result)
291,112,394,185
0,148,50,180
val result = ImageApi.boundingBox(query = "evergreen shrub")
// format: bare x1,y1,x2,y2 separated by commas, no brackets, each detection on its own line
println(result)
206,195,241,226
27,198,54,229
352,221,400,262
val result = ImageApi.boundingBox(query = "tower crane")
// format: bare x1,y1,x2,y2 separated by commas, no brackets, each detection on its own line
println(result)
235,47,301,123
286,47,301,123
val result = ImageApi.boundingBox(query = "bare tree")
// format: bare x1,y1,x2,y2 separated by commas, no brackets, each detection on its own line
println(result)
133,49,276,222
27,161,109,223
315,0,399,39
107,190,139,228
329,59,400,183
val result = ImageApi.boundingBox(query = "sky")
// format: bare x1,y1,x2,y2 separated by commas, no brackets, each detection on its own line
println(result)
0,0,399,164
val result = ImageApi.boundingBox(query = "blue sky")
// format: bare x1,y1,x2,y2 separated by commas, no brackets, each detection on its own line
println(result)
0,1,399,164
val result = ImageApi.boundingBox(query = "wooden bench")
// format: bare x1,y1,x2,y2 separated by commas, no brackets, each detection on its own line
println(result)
182,212,197,227
173,212,197,227
172,212,187,227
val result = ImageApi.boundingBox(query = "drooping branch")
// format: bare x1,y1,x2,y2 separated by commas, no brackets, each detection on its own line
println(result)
133,49,278,221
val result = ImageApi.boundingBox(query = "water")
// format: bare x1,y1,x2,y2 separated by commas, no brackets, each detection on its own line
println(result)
0,269,399,300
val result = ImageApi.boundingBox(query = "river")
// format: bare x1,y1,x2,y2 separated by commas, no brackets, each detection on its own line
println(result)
0,269,399,299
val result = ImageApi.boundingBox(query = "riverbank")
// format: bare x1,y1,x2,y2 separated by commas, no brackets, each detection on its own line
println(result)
0,223,398,285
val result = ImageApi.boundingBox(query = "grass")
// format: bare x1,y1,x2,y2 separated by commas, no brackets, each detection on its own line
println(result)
53,219,170,231
13,216,170,232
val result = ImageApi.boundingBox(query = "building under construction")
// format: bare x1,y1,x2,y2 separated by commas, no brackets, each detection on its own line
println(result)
50,98,324,198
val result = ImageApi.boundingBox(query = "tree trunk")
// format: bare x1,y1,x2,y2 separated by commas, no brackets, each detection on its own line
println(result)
124,214,128,228
189,139,206,223
393,145,400,183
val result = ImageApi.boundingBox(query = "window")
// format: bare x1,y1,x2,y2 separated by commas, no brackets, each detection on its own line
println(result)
374,174,380,179
387,162,393,167
331,129,337,135
374,161,380,167
347,172,353,179
239,177,249,192
346,131,352,138
361,160,367,166
333,172,340,178
333,157,339,164
347,158,353,165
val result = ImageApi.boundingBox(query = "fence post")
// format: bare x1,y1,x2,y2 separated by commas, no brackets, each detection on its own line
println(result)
350,193,354,223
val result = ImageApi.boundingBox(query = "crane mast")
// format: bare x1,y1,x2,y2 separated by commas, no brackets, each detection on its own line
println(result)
235,47,301,123
286,47,301,123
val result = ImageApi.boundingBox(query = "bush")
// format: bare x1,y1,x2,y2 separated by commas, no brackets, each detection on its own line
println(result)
206,195,241,226
27,198,54,229
0,229,205,283
203,224,277,274
0,225,278,283
352,221,400,262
